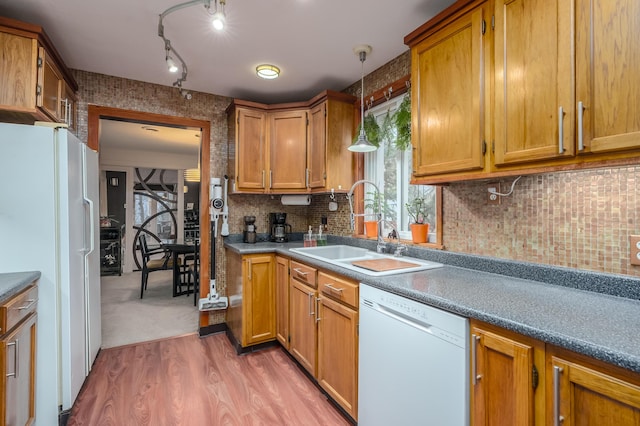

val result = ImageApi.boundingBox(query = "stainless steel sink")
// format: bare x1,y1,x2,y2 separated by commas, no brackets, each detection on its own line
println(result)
289,245,443,277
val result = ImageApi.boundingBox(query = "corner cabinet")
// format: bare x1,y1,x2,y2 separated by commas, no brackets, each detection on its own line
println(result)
1,282,38,426
227,91,355,194
0,17,78,129
225,251,276,348
406,0,640,184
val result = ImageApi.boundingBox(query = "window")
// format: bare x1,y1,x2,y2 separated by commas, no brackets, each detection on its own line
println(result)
363,96,439,242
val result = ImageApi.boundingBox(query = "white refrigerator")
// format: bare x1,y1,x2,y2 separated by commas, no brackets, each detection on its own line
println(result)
0,122,101,424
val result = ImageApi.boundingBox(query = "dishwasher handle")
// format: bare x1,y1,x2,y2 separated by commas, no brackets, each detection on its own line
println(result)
374,302,433,334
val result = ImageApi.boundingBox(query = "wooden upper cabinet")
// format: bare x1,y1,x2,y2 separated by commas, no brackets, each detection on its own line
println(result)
548,348,640,426
269,110,308,190
409,1,487,176
0,32,38,112
576,0,640,154
230,106,267,192
227,90,355,194
493,0,574,166
0,17,78,127
308,103,327,189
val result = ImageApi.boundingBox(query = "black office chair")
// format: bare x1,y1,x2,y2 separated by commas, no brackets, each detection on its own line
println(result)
138,234,176,299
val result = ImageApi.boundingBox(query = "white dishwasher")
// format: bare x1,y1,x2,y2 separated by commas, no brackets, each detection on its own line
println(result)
358,284,469,425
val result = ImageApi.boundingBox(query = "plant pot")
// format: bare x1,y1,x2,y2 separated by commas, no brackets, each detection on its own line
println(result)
410,223,429,243
364,220,378,238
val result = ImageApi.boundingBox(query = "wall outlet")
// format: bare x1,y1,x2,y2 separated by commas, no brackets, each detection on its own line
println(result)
487,183,500,205
630,235,640,265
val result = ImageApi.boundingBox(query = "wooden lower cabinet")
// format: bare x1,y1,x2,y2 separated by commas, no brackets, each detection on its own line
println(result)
275,256,290,349
289,262,318,375
471,320,546,426
1,282,38,426
225,251,276,347
317,293,358,420
548,347,640,426
286,261,359,420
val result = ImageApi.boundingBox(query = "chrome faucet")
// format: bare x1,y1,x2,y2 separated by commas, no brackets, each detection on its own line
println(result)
346,179,383,243
377,218,407,257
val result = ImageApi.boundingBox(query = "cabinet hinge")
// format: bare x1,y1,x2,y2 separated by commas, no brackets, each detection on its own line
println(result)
36,85,42,96
491,15,495,30
532,364,539,390
37,57,43,68
482,140,487,155
482,20,486,35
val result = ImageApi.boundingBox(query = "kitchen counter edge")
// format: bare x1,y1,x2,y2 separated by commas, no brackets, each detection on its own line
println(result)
224,240,640,373
0,271,41,302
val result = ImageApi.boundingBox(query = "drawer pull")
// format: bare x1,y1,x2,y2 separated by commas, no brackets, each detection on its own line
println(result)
7,339,19,378
293,268,309,277
17,299,37,311
325,283,344,293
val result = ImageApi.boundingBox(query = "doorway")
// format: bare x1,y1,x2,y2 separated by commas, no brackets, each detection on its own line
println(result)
88,106,211,347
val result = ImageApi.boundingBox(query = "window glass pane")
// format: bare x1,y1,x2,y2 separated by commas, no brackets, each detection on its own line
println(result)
364,96,438,242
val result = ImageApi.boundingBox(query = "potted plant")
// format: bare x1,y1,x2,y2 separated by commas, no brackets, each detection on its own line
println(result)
393,94,412,151
406,197,429,243
363,190,382,238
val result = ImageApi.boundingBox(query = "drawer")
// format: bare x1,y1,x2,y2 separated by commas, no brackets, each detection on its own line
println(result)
290,260,317,288
1,283,38,335
318,272,358,309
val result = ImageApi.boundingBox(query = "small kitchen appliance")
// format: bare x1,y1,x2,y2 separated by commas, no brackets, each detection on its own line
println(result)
269,212,292,242
243,215,257,243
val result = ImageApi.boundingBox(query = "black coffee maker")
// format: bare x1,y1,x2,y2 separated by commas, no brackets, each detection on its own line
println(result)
269,212,292,243
243,216,257,243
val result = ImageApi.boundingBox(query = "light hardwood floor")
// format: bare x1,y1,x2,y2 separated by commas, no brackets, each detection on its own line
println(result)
68,333,353,425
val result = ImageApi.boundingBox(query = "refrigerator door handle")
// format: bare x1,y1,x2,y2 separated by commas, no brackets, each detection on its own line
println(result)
81,144,95,256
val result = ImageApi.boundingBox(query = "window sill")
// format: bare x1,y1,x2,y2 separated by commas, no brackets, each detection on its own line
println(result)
352,234,444,250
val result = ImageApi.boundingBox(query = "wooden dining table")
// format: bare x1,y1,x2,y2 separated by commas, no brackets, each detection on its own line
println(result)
163,243,196,297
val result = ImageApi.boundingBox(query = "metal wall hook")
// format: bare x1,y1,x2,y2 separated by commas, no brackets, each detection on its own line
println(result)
384,86,393,101
405,80,411,89
366,95,374,110
330,188,336,201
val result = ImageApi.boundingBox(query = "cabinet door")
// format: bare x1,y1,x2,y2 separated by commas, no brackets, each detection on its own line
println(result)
549,355,640,426
236,108,267,191
37,47,63,121
411,4,486,176
275,256,289,349
243,254,275,345
576,0,640,154
317,295,358,420
61,82,77,131
3,313,37,426
289,278,317,376
493,0,574,165
269,110,308,190
0,33,37,111
308,103,327,189
472,325,540,426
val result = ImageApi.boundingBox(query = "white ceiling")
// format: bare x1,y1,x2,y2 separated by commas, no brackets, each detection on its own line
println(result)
0,0,456,104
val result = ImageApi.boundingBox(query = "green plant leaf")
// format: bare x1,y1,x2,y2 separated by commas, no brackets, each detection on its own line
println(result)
354,113,381,147
393,95,412,151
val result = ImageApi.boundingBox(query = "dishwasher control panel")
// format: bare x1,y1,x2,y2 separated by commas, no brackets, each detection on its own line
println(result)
360,283,468,348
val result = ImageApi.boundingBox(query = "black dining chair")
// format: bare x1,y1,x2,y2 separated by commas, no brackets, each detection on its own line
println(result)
138,234,177,299
188,240,200,306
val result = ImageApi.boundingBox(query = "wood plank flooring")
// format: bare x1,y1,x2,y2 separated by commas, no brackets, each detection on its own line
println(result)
68,333,352,425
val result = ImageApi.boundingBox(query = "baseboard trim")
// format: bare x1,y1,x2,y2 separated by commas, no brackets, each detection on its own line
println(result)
225,329,277,355
198,322,227,337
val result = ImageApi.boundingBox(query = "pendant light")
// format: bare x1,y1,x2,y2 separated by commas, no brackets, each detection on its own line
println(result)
349,45,377,153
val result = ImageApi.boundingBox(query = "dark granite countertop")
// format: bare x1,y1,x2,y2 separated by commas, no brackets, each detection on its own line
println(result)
224,237,640,373
0,271,41,302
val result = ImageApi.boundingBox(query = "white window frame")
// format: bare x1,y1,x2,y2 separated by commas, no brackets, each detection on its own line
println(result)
363,96,436,241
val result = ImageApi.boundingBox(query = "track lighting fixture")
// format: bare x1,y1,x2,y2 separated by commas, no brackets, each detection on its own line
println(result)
211,0,226,30
158,0,230,98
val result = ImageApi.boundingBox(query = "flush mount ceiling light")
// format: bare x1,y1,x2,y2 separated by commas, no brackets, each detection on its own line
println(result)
349,44,377,153
158,0,229,99
256,64,280,80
